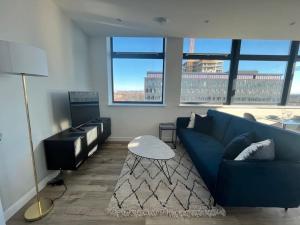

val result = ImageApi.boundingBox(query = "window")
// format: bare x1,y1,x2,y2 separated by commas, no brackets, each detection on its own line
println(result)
288,62,300,105
233,39,291,105
110,37,165,104
180,38,232,104
180,38,300,106
240,40,290,55
232,61,287,104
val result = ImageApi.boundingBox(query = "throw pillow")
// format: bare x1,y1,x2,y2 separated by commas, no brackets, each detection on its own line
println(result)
187,112,196,128
193,114,213,135
235,139,275,161
223,132,255,160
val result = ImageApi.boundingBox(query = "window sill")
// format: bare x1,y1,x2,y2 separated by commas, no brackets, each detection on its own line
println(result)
179,103,300,109
108,103,167,107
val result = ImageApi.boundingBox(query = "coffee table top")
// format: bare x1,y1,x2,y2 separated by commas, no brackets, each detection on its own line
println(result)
128,135,175,160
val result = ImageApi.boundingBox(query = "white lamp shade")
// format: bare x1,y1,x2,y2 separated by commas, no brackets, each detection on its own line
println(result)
0,40,48,77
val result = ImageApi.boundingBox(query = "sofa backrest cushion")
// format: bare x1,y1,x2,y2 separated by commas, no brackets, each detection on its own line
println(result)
222,116,256,146
223,132,255,160
193,114,213,135
207,110,300,161
207,110,232,142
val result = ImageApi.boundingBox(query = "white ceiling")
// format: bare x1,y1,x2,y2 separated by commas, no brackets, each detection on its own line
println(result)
55,0,300,40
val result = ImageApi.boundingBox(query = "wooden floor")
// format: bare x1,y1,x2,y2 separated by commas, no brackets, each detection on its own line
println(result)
8,142,300,225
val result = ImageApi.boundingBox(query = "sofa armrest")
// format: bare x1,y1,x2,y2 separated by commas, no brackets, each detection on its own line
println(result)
176,117,190,134
216,160,300,207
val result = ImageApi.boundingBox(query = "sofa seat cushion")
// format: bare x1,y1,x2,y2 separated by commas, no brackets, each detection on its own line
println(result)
179,129,224,193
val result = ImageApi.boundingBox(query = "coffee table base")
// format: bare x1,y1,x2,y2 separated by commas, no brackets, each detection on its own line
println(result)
129,154,173,185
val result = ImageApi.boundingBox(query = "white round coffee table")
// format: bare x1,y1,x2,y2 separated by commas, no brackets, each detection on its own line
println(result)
128,135,175,184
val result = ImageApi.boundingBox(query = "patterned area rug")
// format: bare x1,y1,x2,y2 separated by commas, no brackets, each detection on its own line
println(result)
106,145,226,217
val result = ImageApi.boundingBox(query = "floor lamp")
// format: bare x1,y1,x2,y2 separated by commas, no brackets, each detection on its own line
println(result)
0,40,53,221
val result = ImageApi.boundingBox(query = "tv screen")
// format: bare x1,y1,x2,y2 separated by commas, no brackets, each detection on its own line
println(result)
69,91,100,127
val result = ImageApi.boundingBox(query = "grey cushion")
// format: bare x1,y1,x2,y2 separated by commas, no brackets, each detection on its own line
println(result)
235,139,275,161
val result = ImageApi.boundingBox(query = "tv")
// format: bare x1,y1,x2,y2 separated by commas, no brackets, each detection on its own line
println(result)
69,91,100,128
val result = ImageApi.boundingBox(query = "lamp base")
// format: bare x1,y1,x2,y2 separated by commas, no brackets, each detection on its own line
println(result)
24,198,54,222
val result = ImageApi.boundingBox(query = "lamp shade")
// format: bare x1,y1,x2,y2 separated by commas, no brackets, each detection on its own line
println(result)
0,40,48,77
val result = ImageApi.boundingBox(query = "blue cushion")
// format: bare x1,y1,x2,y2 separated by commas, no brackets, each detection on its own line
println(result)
179,129,224,193
222,116,256,146
207,109,232,142
223,132,255,160
193,114,213,135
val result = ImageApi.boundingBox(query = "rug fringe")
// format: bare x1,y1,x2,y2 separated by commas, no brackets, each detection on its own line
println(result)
106,206,226,218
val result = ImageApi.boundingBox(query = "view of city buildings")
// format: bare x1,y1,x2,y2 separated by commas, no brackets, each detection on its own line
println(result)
114,59,299,104
182,60,224,73
144,65,285,104
115,64,287,104
114,90,144,102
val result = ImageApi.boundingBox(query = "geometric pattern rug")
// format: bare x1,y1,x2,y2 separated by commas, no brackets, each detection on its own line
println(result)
106,145,226,217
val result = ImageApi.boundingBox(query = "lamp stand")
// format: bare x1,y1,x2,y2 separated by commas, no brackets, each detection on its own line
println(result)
21,74,53,222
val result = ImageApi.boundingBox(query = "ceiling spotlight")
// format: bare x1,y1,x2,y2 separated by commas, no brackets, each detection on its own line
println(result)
290,21,296,26
204,19,210,24
153,17,169,25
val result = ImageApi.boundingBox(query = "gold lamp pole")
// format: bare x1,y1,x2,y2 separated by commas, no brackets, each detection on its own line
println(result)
21,74,54,221
0,40,53,221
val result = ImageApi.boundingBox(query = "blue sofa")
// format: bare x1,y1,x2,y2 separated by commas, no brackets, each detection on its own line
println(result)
176,109,300,208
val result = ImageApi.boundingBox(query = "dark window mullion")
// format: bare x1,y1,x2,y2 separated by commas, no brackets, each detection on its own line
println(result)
183,53,230,60
239,54,289,61
280,41,300,105
160,38,166,105
110,37,115,103
112,52,164,59
113,101,163,104
226,40,241,105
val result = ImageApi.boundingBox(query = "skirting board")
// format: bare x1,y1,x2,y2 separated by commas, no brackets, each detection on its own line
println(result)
4,170,59,221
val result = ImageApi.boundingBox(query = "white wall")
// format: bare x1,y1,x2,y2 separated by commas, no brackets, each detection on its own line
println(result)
89,36,300,141
0,0,92,220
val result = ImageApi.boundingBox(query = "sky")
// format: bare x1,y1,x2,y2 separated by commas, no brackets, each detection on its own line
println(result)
112,38,300,94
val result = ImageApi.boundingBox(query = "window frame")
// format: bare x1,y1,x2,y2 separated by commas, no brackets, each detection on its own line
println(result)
281,41,300,105
181,38,300,106
110,37,166,105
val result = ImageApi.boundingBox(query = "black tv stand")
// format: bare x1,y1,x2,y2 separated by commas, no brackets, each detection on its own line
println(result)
44,117,111,170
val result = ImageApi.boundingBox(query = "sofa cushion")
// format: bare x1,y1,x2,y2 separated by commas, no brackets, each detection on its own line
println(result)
223,132,255,160
193,114,213,135
235,139,275,161
187,112,196,128
207,109,232,142
179,129,224,193
222,116,256,146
